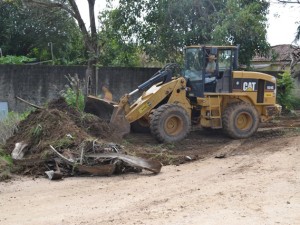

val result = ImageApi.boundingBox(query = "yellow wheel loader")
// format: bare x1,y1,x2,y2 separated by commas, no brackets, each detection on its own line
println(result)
85,45,281,143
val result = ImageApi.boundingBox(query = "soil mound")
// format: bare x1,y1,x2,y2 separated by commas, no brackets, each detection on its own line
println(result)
48,98,113,138
3,98,115,175
5,98,113,154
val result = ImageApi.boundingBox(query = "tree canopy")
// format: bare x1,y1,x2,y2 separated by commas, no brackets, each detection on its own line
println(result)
101,0,270,66
0,0,85,64
1,0,273,68
98,9,141,67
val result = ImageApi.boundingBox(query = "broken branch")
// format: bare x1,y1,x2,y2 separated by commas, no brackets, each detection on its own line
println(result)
49,145,75,165
16,96,44,109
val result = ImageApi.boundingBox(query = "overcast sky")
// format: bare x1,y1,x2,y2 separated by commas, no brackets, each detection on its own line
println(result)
267,1,300,45
77,0,300,46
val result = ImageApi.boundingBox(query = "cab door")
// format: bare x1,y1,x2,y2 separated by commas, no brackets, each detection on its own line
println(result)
215,49,235,93
183,47,206,97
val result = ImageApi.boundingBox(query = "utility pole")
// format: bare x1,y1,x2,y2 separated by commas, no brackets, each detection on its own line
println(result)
0,48,2,57
48,42,54,64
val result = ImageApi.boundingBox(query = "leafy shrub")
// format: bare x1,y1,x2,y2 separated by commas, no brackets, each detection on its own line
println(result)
0,55,36,64
276,71,296,112
290,96,300,110
62,88,85,111
60,74,85,111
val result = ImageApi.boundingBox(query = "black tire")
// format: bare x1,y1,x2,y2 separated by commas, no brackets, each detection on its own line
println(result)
131,118,150,133
149,104,191,143
222,102,259,139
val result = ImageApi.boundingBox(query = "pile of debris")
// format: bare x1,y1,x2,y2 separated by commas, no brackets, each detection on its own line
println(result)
4,98,162,179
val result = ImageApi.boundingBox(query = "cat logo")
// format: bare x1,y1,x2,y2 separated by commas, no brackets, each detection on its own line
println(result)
243,82,256,91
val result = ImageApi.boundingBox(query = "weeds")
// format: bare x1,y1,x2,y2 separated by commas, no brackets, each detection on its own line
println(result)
0,147,13,181
0,147,13,165
53,137,74,149
0,153,13,166
0,112,21,145
0,111,27,181
121,139,131,146
60,74,85,111
277,71,298,112
31,124,43,143
164,143,175,150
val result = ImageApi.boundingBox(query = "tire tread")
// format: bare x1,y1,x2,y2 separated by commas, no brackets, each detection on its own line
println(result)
150,104,191,143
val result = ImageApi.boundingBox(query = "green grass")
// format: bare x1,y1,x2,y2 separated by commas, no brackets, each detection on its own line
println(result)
0,147,13,181
0,147,12,165
0,110,32,145
52,137,74,149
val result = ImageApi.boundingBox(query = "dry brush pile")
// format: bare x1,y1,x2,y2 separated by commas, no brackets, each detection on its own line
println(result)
2,98,161,179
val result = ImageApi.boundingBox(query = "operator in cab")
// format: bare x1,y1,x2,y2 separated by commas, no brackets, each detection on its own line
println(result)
205,54,216,76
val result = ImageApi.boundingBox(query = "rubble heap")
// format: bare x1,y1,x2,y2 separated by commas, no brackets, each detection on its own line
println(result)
4,98,161,179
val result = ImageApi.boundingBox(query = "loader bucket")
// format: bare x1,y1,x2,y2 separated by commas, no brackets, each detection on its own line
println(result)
110,104,131,138
84,95,130,138
84,95,115,120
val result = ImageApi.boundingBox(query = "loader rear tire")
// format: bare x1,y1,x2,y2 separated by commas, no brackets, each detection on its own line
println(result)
150,104,191,143
222,102,259,139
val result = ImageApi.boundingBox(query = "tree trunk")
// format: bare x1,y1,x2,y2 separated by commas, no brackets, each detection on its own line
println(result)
22,0,100,95
85,58,97,95
85,0,98,96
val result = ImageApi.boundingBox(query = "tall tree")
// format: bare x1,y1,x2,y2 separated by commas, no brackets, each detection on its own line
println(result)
98,8,141,67
212,0,270,65
22,0,100,95
107,0,270,66
0,0,84,64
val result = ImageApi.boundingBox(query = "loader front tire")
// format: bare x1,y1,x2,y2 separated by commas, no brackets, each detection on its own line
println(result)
222,102,259,139
150,104,191,143
131,118,150,133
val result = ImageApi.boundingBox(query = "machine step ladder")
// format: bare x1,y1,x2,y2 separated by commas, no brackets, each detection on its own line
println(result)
206,96,222,128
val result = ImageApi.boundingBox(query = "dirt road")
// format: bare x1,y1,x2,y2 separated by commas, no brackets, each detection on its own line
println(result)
1,130,300,225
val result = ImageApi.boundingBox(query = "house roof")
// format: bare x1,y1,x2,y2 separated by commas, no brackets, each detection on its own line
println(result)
252,44,299,62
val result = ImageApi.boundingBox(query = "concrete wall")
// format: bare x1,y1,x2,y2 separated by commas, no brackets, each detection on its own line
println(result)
0,65,299,113
0,65,159,112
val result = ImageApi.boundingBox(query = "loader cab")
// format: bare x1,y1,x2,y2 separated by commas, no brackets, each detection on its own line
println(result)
183,45,239,97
